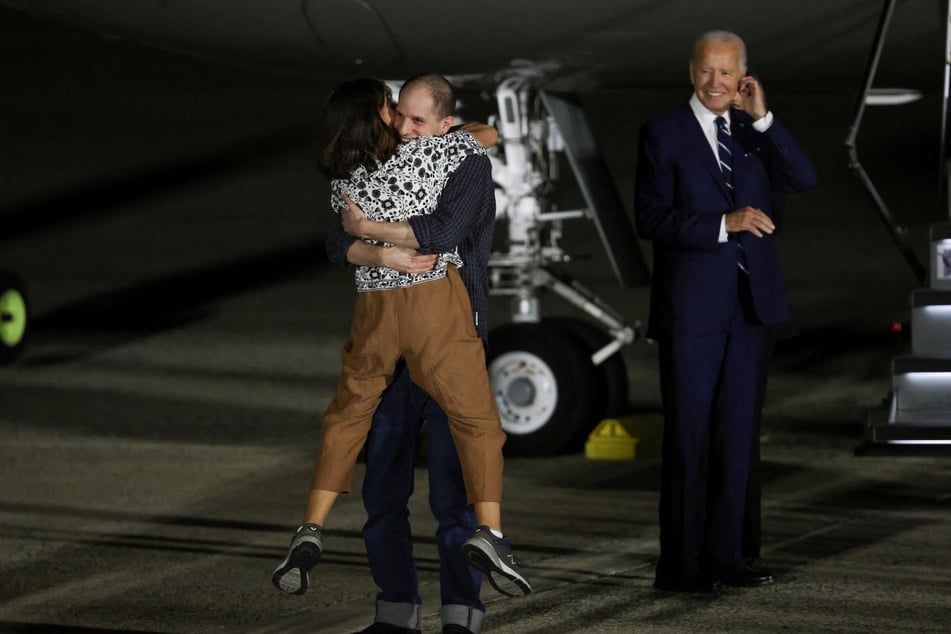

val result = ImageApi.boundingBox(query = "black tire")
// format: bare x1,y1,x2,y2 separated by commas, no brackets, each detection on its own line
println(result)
543,316,630,418
487,322,597,456
0,271,29,364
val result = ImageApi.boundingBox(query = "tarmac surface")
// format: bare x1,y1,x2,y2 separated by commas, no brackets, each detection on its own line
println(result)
2,7,951,634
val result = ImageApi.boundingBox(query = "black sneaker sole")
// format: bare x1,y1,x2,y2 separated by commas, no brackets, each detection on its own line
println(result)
462,543,531,597
272,542,322,595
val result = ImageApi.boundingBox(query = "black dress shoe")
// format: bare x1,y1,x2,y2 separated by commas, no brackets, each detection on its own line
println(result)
718,565,775,587
653,573,721,594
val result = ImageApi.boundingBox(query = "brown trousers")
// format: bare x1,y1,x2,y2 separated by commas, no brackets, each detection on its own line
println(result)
311,266,506,503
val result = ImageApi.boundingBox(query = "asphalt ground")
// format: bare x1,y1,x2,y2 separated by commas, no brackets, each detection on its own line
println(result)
1,7,950,634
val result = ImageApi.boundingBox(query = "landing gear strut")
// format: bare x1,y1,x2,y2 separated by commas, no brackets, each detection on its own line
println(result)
484,75,647,455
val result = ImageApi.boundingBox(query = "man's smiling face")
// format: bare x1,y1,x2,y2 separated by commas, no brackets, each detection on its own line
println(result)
690,41,745,115
393,85,453,141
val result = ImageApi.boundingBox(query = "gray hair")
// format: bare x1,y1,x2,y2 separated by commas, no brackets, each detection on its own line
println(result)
692,30,748,72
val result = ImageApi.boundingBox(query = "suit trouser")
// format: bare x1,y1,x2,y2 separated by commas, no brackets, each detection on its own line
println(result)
362,362,484,632
743,319,796,563
656,284,764,577
312,265,506,504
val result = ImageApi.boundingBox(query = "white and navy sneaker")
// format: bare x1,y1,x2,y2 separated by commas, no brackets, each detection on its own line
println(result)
461,526,532,596
272,523,322,594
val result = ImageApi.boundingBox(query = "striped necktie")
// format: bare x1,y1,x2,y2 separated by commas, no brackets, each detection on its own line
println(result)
717,116,748,274
715,116,734,195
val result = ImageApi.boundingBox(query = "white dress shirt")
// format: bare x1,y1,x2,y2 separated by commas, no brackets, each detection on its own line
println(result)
688,94,774,242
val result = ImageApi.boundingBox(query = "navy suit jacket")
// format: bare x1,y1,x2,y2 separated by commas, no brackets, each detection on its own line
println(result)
634,103,816,338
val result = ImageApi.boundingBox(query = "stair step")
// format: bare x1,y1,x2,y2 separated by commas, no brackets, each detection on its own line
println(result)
860,221,951,452
910,289,951,356
865,406,951,446
891,355,951,419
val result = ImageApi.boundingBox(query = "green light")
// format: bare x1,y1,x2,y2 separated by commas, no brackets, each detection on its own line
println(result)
0,287,27,347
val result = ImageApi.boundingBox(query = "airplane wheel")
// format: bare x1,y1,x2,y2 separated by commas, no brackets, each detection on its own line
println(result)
487,322,597,456
0,271,29,364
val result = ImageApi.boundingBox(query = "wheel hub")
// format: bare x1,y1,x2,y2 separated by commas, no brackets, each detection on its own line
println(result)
489,350,558,435
505,376,536,407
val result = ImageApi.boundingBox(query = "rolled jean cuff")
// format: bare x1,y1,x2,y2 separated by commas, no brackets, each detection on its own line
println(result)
441,604,486,633
375,600,421,630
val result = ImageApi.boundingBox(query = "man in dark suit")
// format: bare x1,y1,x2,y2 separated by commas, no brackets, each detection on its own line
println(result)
634,30,816,593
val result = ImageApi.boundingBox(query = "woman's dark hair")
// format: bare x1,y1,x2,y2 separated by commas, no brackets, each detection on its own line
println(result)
319,78,400,179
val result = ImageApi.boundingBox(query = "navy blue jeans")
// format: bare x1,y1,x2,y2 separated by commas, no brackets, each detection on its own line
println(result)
362,362,485,631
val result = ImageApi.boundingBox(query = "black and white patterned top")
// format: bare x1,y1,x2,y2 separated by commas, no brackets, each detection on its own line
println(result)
331,130,485,292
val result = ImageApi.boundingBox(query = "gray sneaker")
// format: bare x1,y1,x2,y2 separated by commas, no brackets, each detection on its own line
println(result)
461,526,532,596
272,523,322,594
